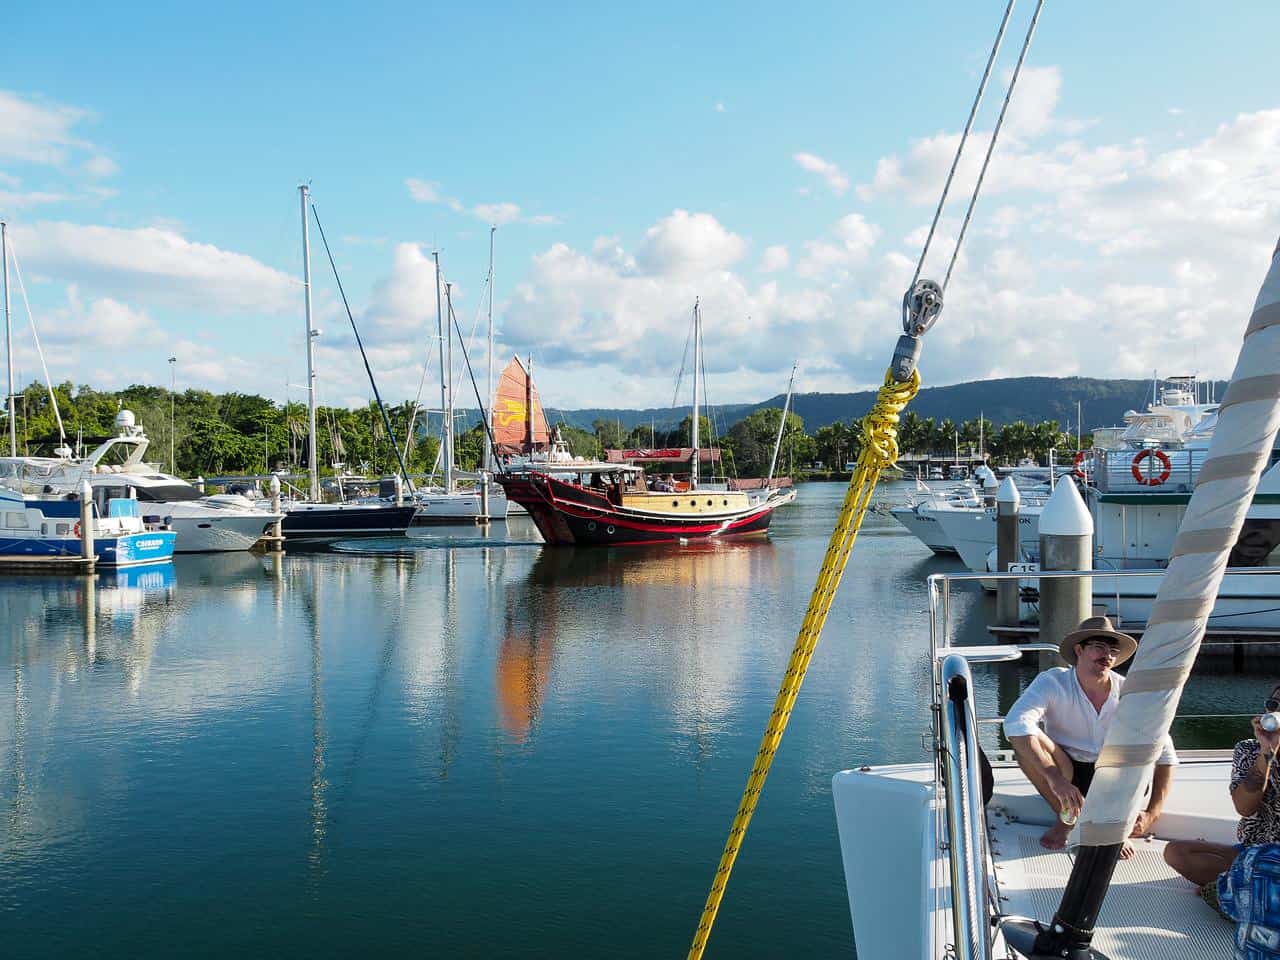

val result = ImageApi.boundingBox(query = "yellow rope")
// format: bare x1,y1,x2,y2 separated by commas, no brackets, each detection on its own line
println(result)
687,366,921,960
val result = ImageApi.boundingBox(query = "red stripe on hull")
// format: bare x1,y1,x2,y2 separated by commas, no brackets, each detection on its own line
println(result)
496,473,779,546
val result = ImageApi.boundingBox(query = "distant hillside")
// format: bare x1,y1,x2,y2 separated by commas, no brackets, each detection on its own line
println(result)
428,376,1223,436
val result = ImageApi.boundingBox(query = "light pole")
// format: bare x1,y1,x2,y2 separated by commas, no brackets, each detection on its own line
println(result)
168,356,177,475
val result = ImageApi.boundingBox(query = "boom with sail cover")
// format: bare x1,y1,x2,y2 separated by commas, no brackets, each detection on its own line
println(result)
492,356,550,455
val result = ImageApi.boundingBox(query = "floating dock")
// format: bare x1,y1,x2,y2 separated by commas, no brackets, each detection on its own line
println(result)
0,555,97,574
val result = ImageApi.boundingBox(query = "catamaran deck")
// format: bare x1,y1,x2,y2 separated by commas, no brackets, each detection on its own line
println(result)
990,814,1231,958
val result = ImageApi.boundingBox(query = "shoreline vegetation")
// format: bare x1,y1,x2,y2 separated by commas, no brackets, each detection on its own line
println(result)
6,380,1085,480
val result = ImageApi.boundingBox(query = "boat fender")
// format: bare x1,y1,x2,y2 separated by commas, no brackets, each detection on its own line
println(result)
1131,448,1172,485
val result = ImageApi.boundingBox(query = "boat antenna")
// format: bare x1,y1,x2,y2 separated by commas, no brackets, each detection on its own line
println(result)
309,200,415,493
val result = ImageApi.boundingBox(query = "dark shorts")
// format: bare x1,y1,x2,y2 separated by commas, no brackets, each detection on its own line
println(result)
1070,759,1096,795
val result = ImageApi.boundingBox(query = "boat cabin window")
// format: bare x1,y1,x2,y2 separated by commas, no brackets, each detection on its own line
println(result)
132,483,203,502
5,511,27,528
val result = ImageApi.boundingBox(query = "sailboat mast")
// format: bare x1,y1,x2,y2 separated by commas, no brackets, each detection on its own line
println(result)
299,185,319,502
2,221,13,457
691,299,701,488
485,226,495,472
444,280,455,494
767,362,797,485
433,251,449,492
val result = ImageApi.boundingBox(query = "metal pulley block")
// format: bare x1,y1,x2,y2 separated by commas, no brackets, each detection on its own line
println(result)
891,279,944,382
902,278,943,336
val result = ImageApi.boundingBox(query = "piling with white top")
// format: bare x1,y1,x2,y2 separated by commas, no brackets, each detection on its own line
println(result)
79,480,95,561
479,473,490,522
979,463,998,507
394,474,404,506
1038,478,1094,666
267,475,284,552
996,477,1021,626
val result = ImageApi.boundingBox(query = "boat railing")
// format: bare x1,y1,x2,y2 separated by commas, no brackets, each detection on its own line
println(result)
926,566,1280,960
1088,447,1207,494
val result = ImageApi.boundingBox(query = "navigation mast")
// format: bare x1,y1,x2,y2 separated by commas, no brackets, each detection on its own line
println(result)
434,250,453,494
767,362,798,486
299,185,319,502
485,226,495,473
691,299,701,489
3,221,13,457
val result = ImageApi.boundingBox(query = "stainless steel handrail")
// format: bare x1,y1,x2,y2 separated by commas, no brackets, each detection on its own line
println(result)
926,564,1280,960
940,654,992,960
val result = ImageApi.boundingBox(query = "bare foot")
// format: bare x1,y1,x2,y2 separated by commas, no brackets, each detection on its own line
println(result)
1120,841,1135,860
1040,821,1071,850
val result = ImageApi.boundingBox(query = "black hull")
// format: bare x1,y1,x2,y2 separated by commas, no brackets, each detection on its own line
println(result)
281,505,417,541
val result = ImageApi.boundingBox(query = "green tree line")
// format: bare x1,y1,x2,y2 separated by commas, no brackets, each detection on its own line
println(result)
3,379,1086,480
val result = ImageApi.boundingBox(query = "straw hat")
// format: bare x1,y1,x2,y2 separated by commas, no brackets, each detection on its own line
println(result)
1059,615,1138,666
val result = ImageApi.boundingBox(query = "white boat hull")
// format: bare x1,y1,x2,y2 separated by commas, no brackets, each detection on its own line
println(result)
166,512,277,552
413,489,509,523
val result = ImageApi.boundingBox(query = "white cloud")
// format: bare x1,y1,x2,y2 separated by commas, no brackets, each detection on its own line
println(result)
0,189,66,209
474,202,521,225
796,213,880,278
794,152,849,196
635,209,746,278
715,102,726,113
83,155,119,178
405,177,443,203
760,245,789,273
10,221,297,314
0,91,91,166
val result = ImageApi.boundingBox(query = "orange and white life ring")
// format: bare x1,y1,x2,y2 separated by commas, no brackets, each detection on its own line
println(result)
1072,450,1091,480
1131,448,1172,486
73,520,82,538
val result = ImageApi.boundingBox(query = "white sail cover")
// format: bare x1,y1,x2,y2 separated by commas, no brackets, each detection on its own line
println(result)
1080,237,1280,846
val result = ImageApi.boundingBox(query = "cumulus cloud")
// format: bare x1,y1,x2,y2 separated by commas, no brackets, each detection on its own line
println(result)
759,245,789,272
794,152,849,196
10,221,297,314
635,209,746,278
795,213,880,278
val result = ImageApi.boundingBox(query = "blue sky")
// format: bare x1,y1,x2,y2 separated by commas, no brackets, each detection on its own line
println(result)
4,2,1280,411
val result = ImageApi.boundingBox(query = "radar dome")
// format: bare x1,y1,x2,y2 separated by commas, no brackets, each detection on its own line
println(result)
115,409,136,431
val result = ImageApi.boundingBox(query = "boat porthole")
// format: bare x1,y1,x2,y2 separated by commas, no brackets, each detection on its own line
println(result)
706,499,713,506
587,521,596,531
672,500,679,507
606,525,615,535
723,499,728,506
690,499,697,507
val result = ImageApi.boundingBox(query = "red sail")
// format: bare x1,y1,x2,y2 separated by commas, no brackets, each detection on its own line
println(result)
493,356,550,454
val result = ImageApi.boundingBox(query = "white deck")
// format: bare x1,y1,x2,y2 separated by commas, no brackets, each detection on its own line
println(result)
835,753,1242,960
990,814,1232,959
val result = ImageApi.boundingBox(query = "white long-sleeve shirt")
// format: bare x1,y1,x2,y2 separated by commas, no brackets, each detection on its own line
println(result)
1003,667,1178,766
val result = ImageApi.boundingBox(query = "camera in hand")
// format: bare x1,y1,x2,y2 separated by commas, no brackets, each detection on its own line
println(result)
1261,712,1280,732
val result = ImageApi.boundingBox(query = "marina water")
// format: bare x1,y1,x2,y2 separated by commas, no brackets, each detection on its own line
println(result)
0,482,1267,957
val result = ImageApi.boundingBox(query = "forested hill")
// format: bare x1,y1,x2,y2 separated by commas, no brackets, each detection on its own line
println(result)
547,376,1225,434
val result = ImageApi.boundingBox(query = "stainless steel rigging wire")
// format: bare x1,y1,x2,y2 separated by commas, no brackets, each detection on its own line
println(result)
910,0,1017,290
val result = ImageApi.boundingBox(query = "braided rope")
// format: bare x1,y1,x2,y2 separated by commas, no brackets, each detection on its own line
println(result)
687,367,921,959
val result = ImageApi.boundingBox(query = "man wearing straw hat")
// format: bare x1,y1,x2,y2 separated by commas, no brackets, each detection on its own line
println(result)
1004,614,1178,853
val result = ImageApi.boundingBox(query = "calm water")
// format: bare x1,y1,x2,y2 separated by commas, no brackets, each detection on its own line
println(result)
0,482,1271,957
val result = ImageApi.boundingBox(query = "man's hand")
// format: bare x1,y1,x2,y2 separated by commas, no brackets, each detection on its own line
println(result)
1047,770,1085,821
1130,809,1158,837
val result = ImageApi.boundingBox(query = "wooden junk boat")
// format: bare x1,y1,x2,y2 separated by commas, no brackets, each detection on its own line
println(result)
491,309,796,546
